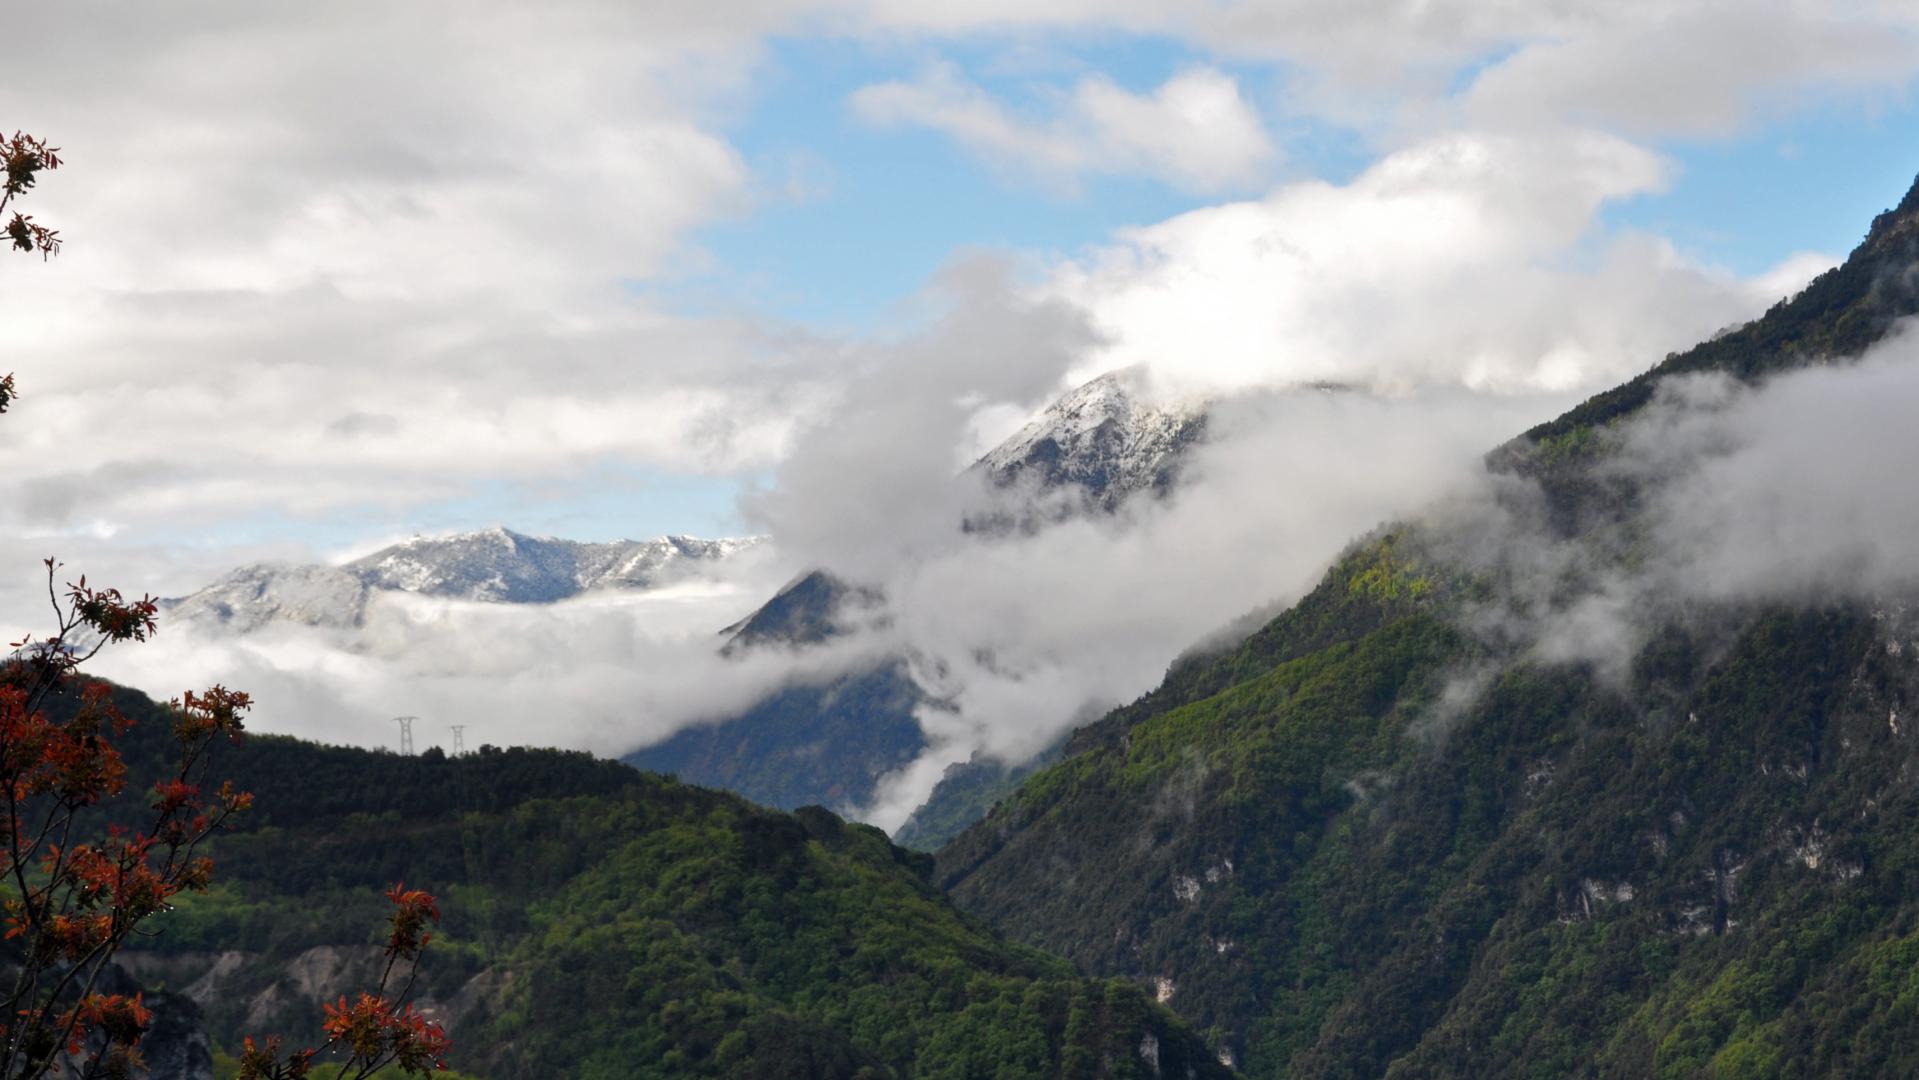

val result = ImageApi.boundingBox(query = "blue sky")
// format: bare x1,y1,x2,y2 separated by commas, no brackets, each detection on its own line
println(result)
685,34,1919,327
657,36,1255,331
1618,115,1919,273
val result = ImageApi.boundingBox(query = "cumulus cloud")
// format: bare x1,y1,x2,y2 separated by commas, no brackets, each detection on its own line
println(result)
747,123,1839,591
713,121,1843,828
1460,5,1919,139
841,1,1919,140
0,1,859,564
1048,128,1834,401
850,63,1278,192
740,257,1099,574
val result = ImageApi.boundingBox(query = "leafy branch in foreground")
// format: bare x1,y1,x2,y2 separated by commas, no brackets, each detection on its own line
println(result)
2,131,61,258
236,886,450,1079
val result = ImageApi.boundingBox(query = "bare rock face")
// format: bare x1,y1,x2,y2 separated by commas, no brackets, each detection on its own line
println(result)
96,964,215,1080
138,990,216,1080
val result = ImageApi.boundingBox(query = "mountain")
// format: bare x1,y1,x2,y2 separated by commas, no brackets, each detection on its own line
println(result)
623,371,1209,819
61,682,1231,1079
892,739,1063,852
717,570,887,655
975,368,1208,514
349,527,759,602
165,561,374,634
622,570,927,813
932,176,1919,1076
625,656,929,812
168,528,763,633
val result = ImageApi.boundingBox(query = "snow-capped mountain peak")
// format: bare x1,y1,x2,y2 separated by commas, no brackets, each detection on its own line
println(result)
975,368,1209,511
168,528,766,633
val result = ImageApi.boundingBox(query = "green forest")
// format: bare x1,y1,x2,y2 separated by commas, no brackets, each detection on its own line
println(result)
72,686,1224,1078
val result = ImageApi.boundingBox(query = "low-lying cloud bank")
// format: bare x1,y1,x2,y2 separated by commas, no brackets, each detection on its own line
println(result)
1428,321,1919,686
81,555,911,757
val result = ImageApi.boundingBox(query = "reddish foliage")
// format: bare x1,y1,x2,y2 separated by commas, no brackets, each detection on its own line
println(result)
239,885,449,1078
2,131,60,258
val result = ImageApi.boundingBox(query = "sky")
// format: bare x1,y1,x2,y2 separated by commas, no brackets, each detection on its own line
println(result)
5,1,1919,820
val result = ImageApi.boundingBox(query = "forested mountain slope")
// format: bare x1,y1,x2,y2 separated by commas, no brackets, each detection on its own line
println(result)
934,176,1919,1077
623,571,928,813
61,685,1229,1079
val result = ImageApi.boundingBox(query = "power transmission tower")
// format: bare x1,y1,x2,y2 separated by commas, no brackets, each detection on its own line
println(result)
450,725,466,756
392,716,417,756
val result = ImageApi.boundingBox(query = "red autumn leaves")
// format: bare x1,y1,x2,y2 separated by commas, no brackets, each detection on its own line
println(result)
233,884,453,1079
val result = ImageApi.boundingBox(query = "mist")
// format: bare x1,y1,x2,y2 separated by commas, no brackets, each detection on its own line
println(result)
853,385,1576,828
77,546,868,757
1427,320,1919,685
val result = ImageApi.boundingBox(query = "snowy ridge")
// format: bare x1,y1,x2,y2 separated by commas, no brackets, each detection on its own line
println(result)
163,563,373,634
168,528,764,633
350,527,761,602
975,368,1209,511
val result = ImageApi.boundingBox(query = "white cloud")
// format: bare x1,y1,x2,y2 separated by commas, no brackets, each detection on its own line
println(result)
1461,5,1919,139
1411,322,1919,685
80,548,840,757
0,2,862,563
729,122,1849,828
1634,329,1919,604
850,63,1278,192
838,1,1919,140
1047,129,1835,401
739,256,1097,573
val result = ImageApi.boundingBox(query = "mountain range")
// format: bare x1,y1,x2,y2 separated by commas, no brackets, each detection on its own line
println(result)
152,371,1213,829
164,528,764,633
